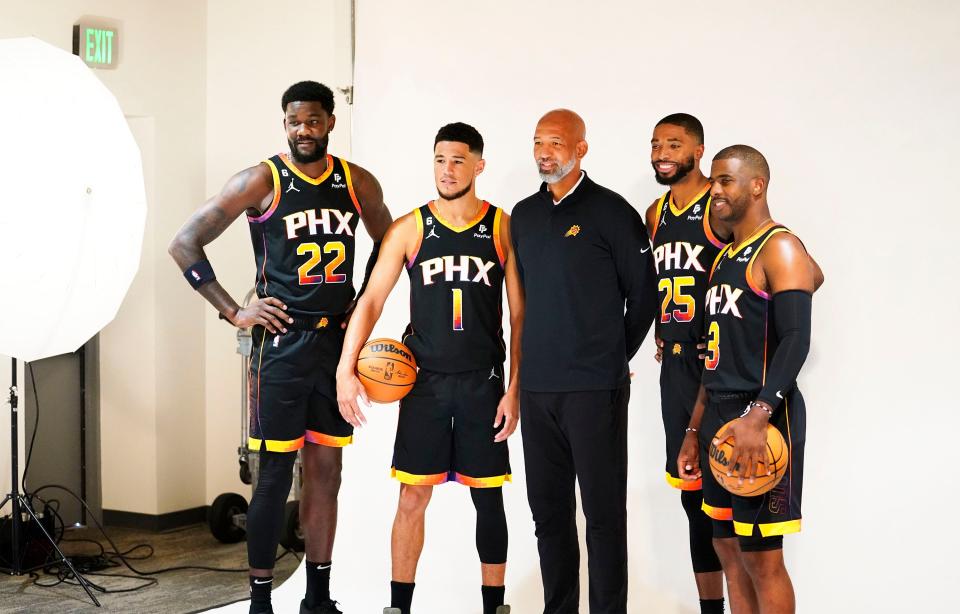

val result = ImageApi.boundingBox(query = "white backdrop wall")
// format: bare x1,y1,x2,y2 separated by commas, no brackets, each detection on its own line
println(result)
311,1,960,612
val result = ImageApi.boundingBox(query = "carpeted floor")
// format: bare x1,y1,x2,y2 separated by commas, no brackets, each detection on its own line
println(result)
0,523,300,613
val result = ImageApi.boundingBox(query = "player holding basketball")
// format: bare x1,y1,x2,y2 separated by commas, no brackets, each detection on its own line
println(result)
335,123,522,614
645,114,730,614
169,81,392,614
678,145,817,614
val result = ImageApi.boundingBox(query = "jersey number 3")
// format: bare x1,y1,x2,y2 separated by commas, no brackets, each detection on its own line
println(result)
297,241,346,285
704,321,720,370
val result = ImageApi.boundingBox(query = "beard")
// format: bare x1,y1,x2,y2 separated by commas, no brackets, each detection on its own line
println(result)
437,180,473,202
652,154,696,185
288,134,329,164
538,157,577,184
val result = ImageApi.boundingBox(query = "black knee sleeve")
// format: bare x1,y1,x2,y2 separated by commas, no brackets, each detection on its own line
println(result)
247,451,297,569
470,487,507,564
681,490,722,573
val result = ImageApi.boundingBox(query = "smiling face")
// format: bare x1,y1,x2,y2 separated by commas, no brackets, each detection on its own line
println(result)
650,122,703,185
709,157,763,223
533,111,586,184
434,140,484,201
284,101,335,164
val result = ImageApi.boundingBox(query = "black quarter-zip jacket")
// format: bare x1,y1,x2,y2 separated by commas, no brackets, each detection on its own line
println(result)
511,172,657,392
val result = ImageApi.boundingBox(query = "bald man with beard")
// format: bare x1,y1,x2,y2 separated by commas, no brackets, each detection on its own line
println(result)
509,110,658,613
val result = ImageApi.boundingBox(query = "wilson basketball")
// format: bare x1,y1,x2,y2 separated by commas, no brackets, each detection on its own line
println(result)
708,419,788,496
356,338,417,403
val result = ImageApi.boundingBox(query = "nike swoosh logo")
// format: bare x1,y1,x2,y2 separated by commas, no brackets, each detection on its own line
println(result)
776,390,783,399
641,246,650,253
317,564,332,570
253,579,273,585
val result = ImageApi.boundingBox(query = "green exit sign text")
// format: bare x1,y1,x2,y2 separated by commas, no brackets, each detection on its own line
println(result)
72,22,119,69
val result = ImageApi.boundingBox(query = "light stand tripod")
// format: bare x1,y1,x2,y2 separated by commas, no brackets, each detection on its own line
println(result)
0,357,100,606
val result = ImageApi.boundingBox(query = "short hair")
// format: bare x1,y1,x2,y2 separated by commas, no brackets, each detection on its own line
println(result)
434,122,484,155
281,81,335,115
655,113,704,145
713,144,770,181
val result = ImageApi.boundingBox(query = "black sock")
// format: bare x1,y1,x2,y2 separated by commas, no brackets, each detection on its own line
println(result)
305,560,332,606
390,580,415,614
700,598,725,614
249,575,273,612
481,585,505,614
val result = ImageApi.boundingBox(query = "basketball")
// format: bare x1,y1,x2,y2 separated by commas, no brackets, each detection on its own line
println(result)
356,338,418,403
708,419,789,496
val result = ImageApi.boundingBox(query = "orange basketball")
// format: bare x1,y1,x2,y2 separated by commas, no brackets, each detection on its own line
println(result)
356,338,417,403
708,419,789,496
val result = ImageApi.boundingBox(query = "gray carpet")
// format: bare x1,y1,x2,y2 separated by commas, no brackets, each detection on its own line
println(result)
0,523,299,613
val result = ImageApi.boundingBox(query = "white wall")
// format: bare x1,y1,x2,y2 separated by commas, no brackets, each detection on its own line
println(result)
329,1,960,612
0,0,208,516
202,0,355,504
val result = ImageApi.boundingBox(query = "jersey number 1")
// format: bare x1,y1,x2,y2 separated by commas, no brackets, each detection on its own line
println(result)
297,241,346,285
452,288,464,331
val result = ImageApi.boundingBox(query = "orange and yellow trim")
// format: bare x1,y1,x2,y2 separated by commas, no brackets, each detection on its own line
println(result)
702,501,733,520
428,200,490,232
703,194,727,248
709,246,730,281
391,467,450,486
650,192,668,242
734,519,801,537
248,159,282,223
665,471,702,491
279,153,335,185
492,207,506,266
342,159,362,215
669,182,712,216
407,207,425,268
305,430,353,448
726,221,778,258
453,472,512,488
248,436,305,453
746,227,791,299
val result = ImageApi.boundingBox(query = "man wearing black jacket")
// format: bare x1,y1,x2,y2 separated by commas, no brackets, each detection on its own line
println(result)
510,109,658,613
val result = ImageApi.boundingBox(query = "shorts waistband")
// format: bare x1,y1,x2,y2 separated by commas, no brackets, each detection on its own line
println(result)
662,340,701,358
708,390,757,402
287,314,345,331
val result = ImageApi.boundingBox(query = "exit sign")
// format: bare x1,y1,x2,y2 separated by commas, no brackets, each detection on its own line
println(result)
72,22,119,69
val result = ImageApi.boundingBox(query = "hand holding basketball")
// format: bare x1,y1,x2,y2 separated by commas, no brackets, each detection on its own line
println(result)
713,410,770,484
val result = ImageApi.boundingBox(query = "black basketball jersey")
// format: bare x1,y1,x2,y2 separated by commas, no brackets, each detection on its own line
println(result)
247,153,362,317
403,201,506,373
650,184,727,343
702,224,797,393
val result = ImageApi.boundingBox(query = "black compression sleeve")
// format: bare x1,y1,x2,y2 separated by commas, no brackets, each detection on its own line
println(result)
355,241,381,299
756,290,812,408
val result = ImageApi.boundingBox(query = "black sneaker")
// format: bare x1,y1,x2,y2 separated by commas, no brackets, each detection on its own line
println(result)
249,604,274,614
300,598,343,613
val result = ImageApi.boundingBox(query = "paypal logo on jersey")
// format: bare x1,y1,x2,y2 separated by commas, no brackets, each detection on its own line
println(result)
283,209,354,239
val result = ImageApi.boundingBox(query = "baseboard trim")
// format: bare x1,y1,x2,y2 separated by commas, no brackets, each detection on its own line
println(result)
103,506,207,532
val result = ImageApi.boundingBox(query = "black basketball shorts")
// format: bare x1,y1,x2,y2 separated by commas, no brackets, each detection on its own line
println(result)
248,322,353,452
660,341,704,491
699,389,806,545
391,366,511,488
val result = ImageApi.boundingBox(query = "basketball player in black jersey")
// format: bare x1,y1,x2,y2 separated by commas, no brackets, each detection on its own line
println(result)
169,81,392,614
335,123,522,614
678,145,818,614
645,114,739,614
